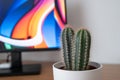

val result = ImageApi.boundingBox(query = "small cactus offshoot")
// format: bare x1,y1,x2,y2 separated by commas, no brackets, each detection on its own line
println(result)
61,25,91,71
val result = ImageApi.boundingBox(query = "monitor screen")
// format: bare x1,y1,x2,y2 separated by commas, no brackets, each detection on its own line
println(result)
0,0,67,52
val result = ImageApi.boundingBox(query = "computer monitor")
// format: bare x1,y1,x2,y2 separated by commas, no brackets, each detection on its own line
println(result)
0,0,67,76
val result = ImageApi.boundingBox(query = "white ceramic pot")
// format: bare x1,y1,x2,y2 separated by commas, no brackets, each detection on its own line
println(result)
53,62,102,80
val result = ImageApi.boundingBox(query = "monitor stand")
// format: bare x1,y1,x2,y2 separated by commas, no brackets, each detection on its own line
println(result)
0,51,41,76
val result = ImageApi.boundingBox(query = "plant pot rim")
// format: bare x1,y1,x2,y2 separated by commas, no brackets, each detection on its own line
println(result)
53,61,103,72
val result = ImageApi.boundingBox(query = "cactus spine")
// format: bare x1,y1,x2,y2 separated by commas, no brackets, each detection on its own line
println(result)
61,26,91,71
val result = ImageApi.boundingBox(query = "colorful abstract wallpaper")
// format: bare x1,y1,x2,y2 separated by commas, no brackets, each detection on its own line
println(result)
0,0,66,51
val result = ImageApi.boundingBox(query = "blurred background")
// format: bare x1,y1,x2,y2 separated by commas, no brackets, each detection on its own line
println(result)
0,0,120,64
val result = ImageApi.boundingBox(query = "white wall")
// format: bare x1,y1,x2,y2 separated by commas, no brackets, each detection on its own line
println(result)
67,0,120,64
0,0,120,64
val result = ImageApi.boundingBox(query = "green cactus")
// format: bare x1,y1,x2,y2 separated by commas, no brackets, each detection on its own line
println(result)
75,29,91,70
61,26,91,71
61,26,74,70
